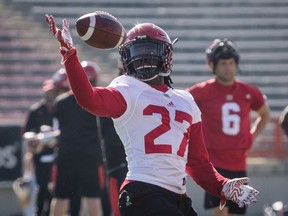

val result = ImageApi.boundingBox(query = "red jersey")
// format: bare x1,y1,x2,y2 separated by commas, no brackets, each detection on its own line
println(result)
187,78,265,171
62,48,228,197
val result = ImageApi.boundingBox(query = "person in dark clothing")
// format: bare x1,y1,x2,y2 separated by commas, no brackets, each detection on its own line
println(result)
21,79,58,216
46,67,84,216
49,62,106,216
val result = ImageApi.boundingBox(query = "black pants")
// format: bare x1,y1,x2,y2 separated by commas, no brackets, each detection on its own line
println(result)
35,186,52,216
119,181,197,216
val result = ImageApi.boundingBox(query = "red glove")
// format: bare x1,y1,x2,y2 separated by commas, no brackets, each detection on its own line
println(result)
45,14,73,52
220,177,259,210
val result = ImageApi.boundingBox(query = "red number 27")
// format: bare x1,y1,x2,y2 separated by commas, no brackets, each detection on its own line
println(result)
143,105,191,157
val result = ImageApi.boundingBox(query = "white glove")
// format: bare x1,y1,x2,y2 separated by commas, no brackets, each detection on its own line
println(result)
45,14,73,51
23,126,60,152
37,125,60,148
220,177,259,210
12,177,33,207
22,131,40,152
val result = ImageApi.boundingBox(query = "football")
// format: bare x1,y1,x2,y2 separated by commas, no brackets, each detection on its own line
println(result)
75,11,127,49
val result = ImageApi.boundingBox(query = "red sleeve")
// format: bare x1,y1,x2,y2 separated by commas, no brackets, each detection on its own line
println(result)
51,164,57,184
249,84,265,111
63,48,126,118
186,122,228,197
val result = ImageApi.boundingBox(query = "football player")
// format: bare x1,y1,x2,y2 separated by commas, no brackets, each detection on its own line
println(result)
187,38,270,216
20,79,59,216
49,64,106,216
45,15,259,216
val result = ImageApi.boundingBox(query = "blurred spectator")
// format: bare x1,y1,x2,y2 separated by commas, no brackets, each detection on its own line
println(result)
52,68,70,96
47,68,83,216
49,61,108,216
18,79,58,216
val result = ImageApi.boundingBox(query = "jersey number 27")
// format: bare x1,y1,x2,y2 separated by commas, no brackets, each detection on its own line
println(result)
143,105,192,157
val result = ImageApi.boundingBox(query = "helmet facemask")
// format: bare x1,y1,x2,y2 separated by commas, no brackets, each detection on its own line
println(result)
119,36,173,81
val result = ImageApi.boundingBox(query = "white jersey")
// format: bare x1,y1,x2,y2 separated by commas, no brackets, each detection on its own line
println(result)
108,75,201,194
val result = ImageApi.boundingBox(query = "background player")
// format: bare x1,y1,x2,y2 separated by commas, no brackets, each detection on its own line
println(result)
20,79,58,216
49,65,105,216
187,38,270,216
46,15,259,216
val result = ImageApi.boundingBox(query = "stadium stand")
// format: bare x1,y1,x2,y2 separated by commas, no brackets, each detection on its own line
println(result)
0,1,287,215
0,0,114,125
1,0,288,144
0,1,60,124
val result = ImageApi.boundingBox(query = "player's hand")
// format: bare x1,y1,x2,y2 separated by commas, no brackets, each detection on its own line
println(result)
22,132,40,152
45,14,73,51
12,177,33,207
220,177,259,210
37,125,60,148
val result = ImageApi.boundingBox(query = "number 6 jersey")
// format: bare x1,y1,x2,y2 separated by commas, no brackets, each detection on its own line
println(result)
187,78,266,171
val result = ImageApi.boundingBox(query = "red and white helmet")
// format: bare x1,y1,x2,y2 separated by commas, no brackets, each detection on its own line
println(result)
52,68,69,91
119,23,174,81
81,60,100,85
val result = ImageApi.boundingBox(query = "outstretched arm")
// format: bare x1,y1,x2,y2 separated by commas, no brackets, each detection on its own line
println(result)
45,15,126,118
186,122,259,210
64,52,126,118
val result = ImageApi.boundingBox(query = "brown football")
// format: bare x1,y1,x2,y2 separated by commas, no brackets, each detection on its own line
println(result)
75,11,127,49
